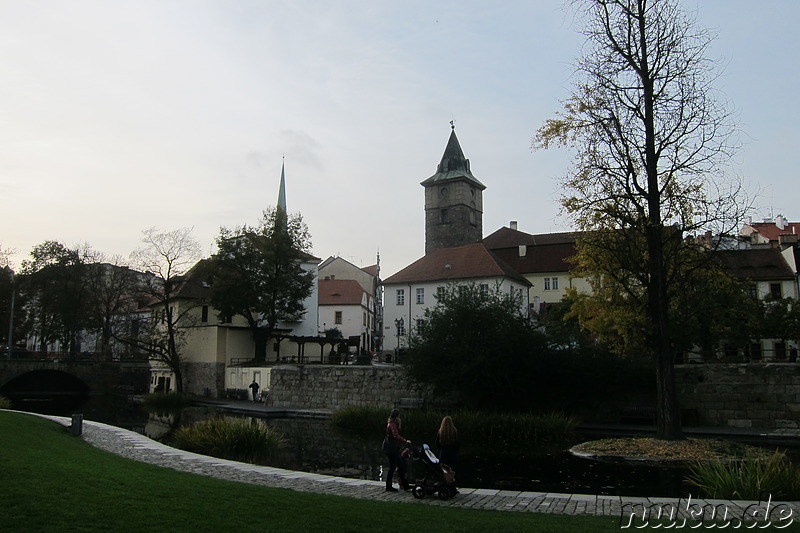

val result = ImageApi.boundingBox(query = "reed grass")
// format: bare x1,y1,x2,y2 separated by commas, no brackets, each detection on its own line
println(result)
142,392,193,412
173,416,285,464
331,406,578,450
686,449,800,500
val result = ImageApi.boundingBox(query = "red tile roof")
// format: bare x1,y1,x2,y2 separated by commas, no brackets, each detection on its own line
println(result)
383,243,530,286
318,279,366,306
714,248,795,281
483,227,577,274
746,221,800,243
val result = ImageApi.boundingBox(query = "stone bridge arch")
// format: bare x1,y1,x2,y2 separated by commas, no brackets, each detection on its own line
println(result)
0,360,150,407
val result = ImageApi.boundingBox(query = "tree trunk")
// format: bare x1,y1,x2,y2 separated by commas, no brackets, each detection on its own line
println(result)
253,328,269,362
648,223,682,440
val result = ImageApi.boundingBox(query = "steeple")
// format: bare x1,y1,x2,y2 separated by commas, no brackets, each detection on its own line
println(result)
420,123,486,190
277,159,287,213
276,159,288,231
421,125,486,254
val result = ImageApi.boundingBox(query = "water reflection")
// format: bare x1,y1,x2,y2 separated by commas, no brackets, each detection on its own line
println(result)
12,395,698,497
140,404,693,497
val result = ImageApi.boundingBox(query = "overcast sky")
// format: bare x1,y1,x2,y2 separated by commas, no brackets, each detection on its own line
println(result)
2,1,798,277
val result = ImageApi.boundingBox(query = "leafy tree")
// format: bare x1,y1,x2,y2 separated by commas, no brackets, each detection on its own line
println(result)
534,0,749,439
404,283,547,411
208,208,315,362
0,266,26,349
20,241,89,356
760,297,800,360
130,227,201,392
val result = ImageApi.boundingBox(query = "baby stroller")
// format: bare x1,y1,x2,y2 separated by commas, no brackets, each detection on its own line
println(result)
407,444,457,500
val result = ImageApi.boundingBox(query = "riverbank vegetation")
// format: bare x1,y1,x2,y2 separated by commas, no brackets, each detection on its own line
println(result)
142,392,193,412
173,416,285,464
332,406,578,452
0,410,623,533
687,449,800,500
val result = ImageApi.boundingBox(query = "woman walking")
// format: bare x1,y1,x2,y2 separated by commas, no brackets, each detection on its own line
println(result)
382,408,411,492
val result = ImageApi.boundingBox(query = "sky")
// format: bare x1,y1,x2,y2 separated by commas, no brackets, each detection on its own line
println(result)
2,1,799,278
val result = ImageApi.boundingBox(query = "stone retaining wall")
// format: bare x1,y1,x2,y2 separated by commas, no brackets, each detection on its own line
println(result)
265,365,428,410
676,363,800,430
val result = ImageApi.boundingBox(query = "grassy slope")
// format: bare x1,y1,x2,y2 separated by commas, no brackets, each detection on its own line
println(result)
0,411,626,532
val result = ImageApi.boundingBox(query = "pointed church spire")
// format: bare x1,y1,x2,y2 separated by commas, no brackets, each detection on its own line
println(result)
275,158,289,232
277,158,287,213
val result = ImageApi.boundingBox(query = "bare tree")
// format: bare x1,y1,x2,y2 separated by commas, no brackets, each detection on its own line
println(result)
82,252,143,360
534,0,748,439
130,227,201,393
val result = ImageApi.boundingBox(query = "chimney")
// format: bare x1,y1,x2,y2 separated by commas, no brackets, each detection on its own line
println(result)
510,221,518,230
776,214,787,230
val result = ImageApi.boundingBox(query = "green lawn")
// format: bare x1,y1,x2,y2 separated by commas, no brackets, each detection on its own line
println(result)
0,411,627,532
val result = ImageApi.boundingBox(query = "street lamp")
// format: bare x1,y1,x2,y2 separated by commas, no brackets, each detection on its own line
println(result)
394,317,404,364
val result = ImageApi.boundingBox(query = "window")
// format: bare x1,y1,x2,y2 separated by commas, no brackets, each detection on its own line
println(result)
552,277,559,290
770,283,782,299
479,283,489,296
440,208,449,223
416,318,425,329
775,341,787,361
416,288,424,304
746,342,762,361
436,286,445,299
363,312,367,327
201,305,209,323
748,284,757,300
544,277,551,291
334,311,342,325
396,289,405,306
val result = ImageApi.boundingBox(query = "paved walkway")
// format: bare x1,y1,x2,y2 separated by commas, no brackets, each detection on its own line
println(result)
31,412,800,525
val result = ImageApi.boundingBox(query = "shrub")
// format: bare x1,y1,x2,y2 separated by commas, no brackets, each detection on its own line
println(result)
686,449,800,500
142,393,193,412
0,395,11,409
173,417,285,464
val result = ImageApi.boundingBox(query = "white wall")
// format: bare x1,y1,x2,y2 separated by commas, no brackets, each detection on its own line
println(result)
382,277,530,352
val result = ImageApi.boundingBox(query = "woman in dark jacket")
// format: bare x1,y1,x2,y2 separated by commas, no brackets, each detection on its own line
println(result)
435,415,460,471
383,408,411,492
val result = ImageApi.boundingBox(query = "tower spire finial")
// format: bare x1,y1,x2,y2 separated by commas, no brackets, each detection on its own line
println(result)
450,119,455,131
277,159,287,213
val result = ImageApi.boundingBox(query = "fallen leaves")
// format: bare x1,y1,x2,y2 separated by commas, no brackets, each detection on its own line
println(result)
570,437,769,462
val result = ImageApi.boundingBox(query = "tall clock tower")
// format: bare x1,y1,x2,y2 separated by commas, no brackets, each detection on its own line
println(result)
421,125,486,254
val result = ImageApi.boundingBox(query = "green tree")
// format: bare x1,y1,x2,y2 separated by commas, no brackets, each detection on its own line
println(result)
534,0,748,439
404,283,547,411
20,241,89,357
130,227,201,392
0,265,26,349
208,208,315,362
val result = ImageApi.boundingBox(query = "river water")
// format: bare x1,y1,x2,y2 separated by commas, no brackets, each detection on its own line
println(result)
12,393,701,497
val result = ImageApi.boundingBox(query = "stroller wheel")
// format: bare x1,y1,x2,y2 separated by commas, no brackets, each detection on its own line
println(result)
412,485,425,499
437,487,451,500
